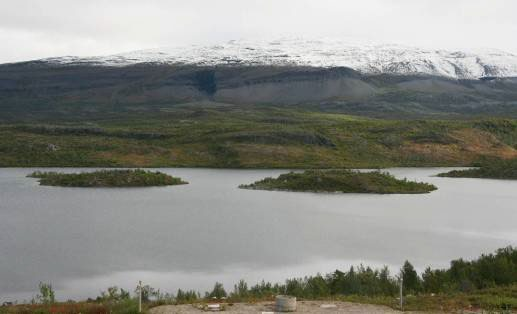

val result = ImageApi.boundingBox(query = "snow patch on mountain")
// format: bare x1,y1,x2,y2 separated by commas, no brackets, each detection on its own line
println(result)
40,38,517,79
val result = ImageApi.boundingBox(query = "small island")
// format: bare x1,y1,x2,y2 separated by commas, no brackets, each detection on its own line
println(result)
437,159,517,179
239,169,437,194
28,169,188,187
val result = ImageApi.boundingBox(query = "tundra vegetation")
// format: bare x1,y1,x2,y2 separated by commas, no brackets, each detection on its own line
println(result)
438,158,517,179
2,105,517,168
239,169,437,194
1,247,516,313
27,169,187,187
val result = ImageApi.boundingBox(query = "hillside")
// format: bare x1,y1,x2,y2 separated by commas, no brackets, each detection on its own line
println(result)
1,63,517,122
2,40,517,167
2,105,517,168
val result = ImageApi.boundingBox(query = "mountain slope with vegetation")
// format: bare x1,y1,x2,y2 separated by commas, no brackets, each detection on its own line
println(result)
2,105,517,168
2,63,517,122
2,61,517,169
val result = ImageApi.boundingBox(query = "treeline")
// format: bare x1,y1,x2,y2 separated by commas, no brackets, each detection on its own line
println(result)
76,246,517,301
281,247,517,297
421,246,517,292
4,247,516,313
150,246,517,301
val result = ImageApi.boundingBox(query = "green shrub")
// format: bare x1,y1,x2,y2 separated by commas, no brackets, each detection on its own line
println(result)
239,169,437,194
28,169,187,187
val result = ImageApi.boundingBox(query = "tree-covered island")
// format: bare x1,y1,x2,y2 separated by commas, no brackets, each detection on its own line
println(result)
437,159,517,179
239,169,437,194
27,169,188,187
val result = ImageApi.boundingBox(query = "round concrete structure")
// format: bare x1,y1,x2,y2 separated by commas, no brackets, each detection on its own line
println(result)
275,295,297,312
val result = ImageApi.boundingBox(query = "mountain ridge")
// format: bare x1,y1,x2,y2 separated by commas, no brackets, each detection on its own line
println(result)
28,38,517,80
2,62,517,122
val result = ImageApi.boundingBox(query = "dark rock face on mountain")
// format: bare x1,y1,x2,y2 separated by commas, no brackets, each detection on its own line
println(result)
1,62,517,121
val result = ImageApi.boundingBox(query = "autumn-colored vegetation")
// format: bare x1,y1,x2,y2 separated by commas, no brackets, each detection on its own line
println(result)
2,105,517,168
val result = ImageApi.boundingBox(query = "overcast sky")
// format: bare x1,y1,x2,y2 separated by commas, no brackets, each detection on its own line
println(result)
1,0,516,63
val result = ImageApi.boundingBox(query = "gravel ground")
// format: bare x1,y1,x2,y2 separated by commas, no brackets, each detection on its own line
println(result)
149,300,445,314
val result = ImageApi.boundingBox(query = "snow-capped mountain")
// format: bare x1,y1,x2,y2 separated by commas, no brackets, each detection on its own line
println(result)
40,38,517,79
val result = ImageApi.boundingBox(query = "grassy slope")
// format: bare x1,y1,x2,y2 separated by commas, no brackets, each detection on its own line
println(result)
1,104,517,168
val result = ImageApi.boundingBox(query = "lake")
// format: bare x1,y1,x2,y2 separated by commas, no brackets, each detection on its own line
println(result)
0,167,516,301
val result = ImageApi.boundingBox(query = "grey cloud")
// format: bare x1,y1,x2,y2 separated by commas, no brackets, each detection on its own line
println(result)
1,0,516,63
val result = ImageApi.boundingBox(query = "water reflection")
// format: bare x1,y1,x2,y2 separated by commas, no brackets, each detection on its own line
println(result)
0,167,515,300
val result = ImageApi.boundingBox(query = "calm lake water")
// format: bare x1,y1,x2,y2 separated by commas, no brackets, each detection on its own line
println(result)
1,167,516,301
